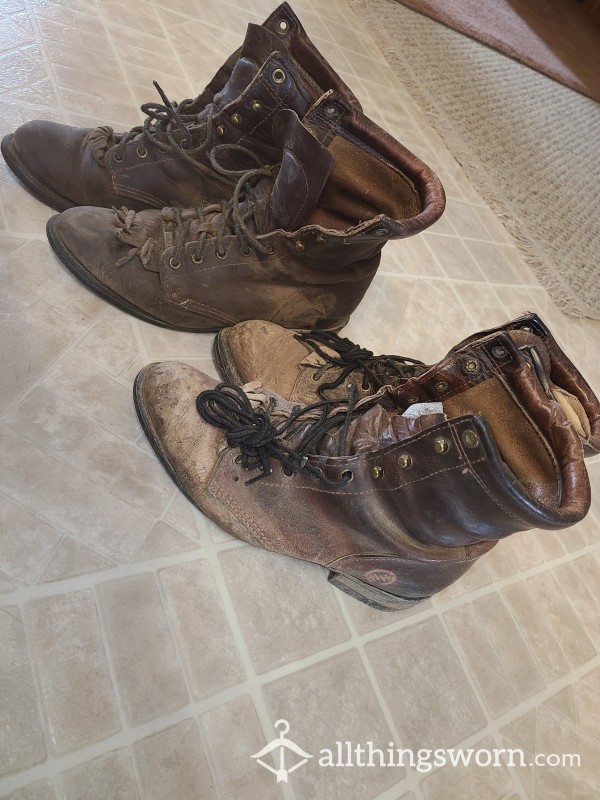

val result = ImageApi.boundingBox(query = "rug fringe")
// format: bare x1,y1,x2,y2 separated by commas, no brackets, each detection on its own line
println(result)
350,0,595,319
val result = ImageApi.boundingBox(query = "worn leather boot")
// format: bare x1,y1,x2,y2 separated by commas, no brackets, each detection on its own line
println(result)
1,3,360,211
133,318,598,610
215,314,600,454
46,94,445,331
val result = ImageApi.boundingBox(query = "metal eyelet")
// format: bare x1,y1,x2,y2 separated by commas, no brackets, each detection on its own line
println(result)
232,454,242,466
251,101,262,112
294,240,305,251
265,244,275,254
278,18,289,31
463,358,480,373
398,453,412,469
310,372,321,383
192,254,204,264
492,345,508,359
462,429,480,449
341,469,354,483
239,246,251,256
272,68,286,84
216,249,228,260
371,465,384,479
230,112,242,125
434,380,449,392
136,147,147,159
282,466,294,477
216,125,225,136
169,257,181,269
113,153,124,162
433,436,451,454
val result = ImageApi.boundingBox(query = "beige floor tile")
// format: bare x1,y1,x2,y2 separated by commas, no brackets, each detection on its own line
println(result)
262,650,398,800
199,695,284,800
219,546,350,673
25,591,120,755
159,560,246,699
473,593,545,699
0,426,153,563
133,719,217,800
3,781,57,800
501,581,571,684
0,496,61,582
96,574,189,726
132,521,200,561
365,617,486,749
525,572,596,668
60,748,140,800
0,607,46,776
444,603,519,718
419,735,516,800
38,536,115,583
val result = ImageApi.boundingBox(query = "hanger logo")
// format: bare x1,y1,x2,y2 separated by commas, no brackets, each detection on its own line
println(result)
250,719,313,782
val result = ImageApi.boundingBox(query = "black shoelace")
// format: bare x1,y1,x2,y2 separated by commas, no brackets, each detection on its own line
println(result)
196,383,364,486
295,331,426,397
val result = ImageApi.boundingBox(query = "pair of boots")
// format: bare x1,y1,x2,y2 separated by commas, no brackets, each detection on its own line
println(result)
2,2,444,333
4,4,598,610
135,313,600,610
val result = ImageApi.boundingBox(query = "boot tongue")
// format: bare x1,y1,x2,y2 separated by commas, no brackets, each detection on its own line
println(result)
263,108,333,231
206,24,289,113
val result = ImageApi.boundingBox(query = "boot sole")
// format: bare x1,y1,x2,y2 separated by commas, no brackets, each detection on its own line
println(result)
1,134,75,212
212,328,246,384
46,215,223,333
327,571,427,612
135,364,426,613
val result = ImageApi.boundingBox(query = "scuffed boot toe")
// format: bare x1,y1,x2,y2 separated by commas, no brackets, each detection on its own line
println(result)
134,362,224,502
4,121,97,210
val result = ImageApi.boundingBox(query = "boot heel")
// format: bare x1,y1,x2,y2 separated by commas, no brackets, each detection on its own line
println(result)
327,571,426,612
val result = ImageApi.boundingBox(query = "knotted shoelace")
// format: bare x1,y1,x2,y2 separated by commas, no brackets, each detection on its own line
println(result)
196,382,363,485
114,143,276,267
295,331,426,397
111,82,214,165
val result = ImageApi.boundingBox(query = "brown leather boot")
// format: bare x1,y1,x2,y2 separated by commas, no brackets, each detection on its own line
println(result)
46,94,445,331
1,3,360,211
133,319,597,611
214,314,600,455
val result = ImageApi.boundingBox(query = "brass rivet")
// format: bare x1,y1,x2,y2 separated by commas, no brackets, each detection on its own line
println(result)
398,453,412,469
316,233,326,243
462,429,480,449
294,240,305,251
272,67,286,84
230,112,241,125
435,380,449,392
251,100,262,112
492,345,508,359
371,465,384,479
464,358,480,373
216,125,225,136
433,436,451,454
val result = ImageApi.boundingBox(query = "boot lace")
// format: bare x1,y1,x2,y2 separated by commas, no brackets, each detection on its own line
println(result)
296,331,426,397
111,82,215,166
196,382,364,486
114,144,275,268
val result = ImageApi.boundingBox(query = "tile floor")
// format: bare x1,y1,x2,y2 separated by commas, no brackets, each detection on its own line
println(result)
1,0,600,798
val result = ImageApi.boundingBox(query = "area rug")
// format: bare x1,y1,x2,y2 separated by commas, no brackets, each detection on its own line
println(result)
350,0,600,318
392,0,600,103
